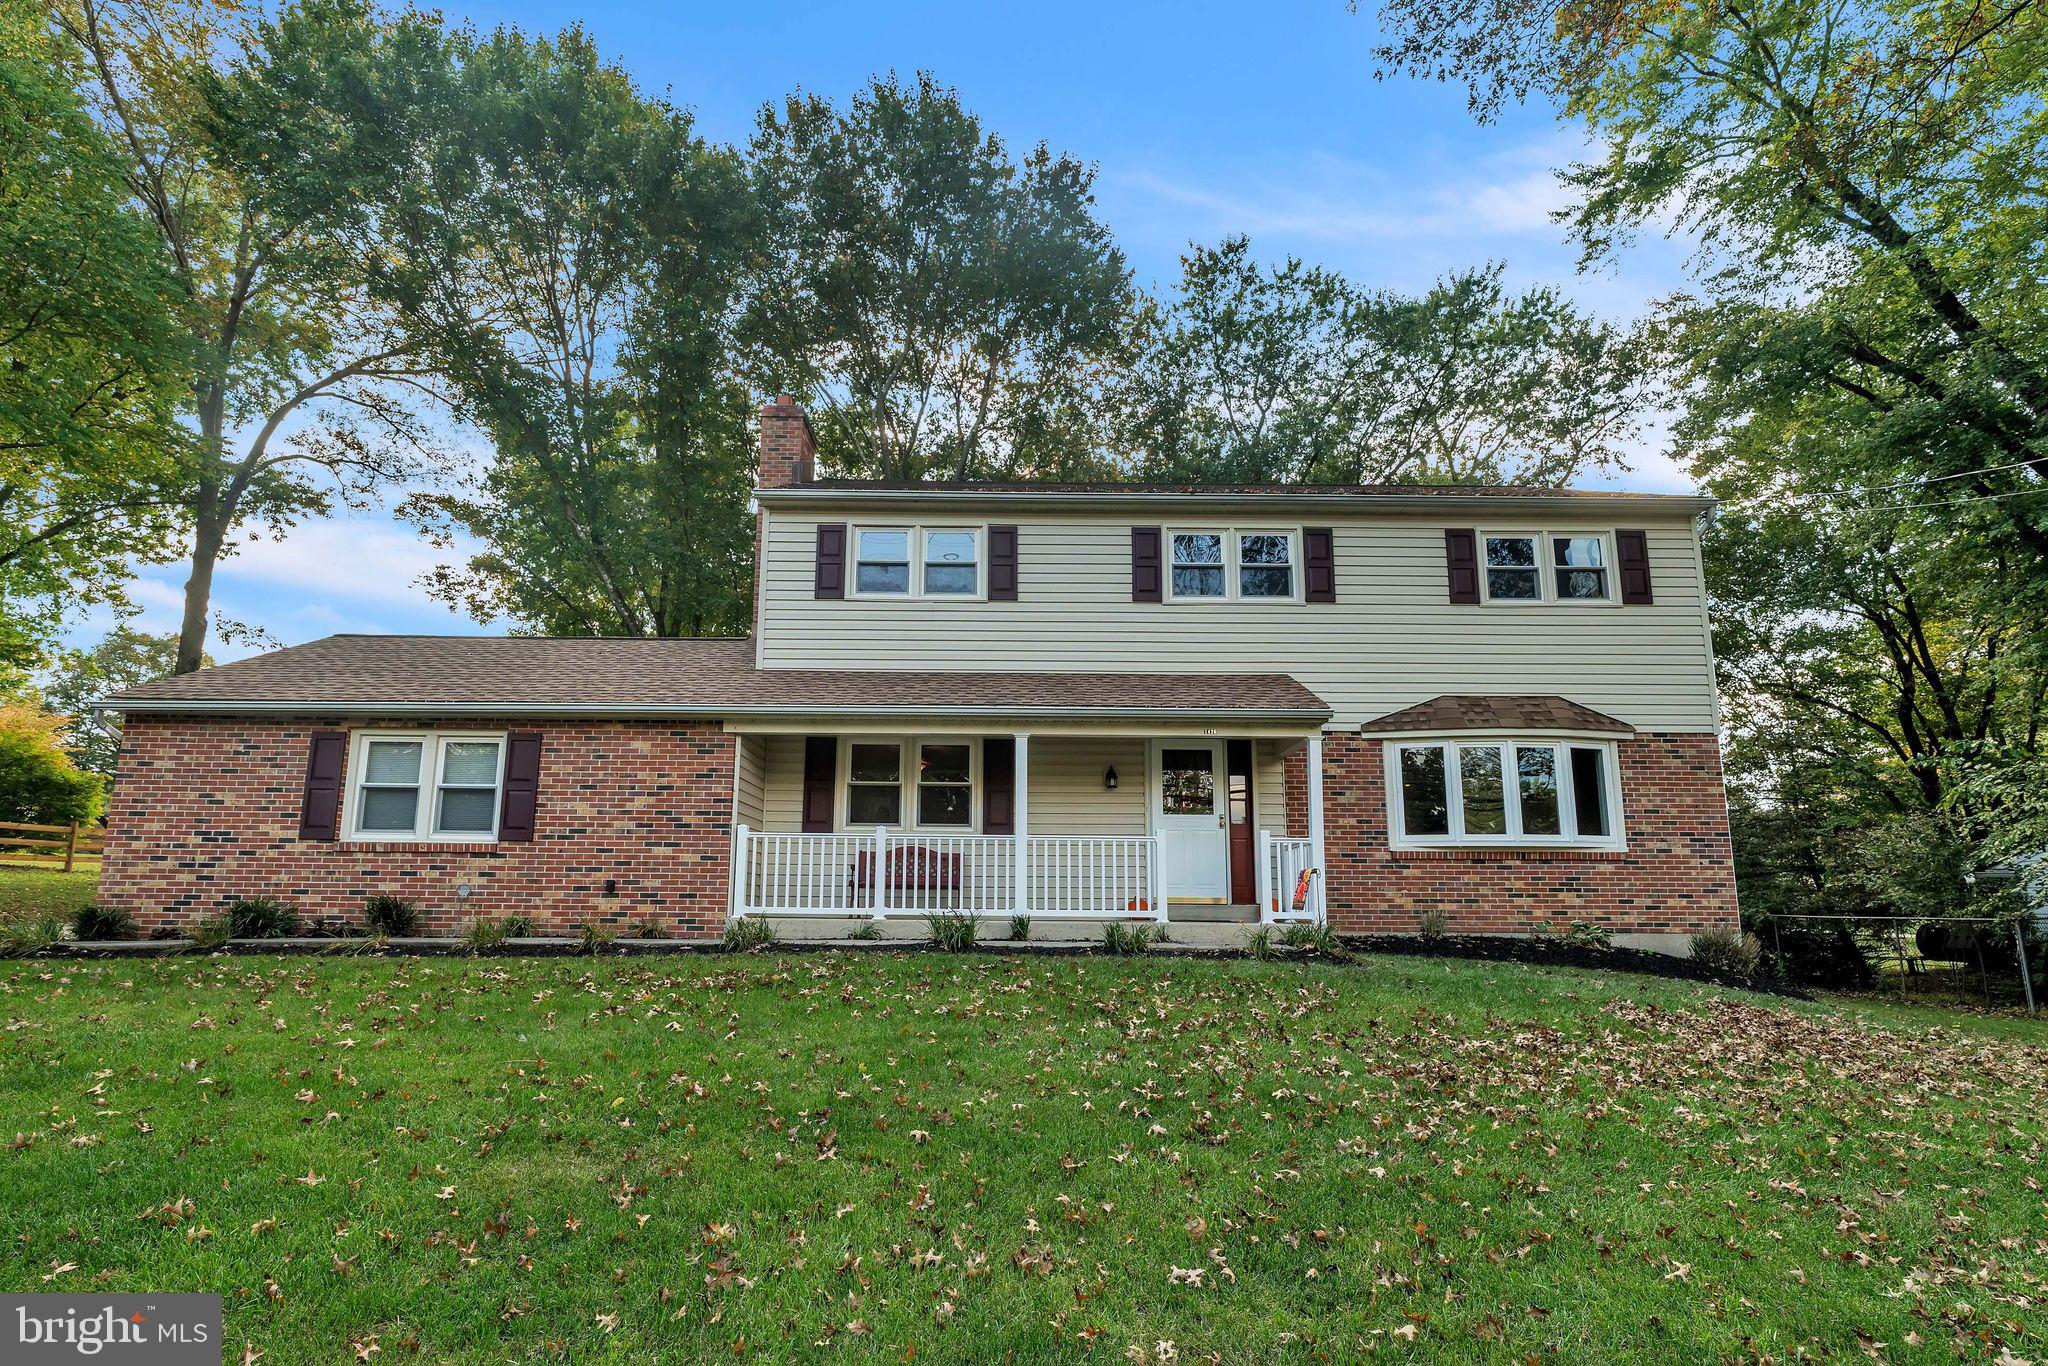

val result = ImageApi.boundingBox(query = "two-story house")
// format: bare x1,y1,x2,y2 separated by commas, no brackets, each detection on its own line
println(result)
98,397,1738,952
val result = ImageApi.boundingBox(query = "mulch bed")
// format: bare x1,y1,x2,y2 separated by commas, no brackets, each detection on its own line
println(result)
1342,932,1804,997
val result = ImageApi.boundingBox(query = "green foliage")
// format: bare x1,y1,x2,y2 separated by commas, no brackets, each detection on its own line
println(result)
0,1,190,668
576,921,617,953
383,25,759,640
630,917,664,940
36,628,195,777
847,920,882,941
1691,928,1764,980
1126,240,1647,486
1007,914,1031,942
0,701,104,824
1100,921,1152,956
1244,926,1275,960
70,903,134,941
0,910,69,954
362,894,419,937
723,916,777,953
461,917,510,950
224,896,298,939
1562,920,1612,948
1279,921,1343,957
923,909,982,952
499,915,534,939
184,912,232,949
748,72,1135,482
1418,910,1449,940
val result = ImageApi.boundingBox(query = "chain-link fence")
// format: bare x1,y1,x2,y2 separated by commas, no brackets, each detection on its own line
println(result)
1760,913,2038,1012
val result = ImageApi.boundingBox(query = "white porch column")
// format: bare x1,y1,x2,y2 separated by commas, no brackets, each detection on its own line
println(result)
1012,732,1031,917
1307,731,1327,923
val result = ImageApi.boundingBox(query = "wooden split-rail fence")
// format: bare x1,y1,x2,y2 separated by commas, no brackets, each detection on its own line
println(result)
0,819,105,872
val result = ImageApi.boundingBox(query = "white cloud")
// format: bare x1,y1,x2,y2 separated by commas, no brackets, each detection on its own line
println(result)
218,518,472,607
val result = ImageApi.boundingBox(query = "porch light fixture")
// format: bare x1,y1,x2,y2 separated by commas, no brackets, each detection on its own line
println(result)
1104,765,1118,790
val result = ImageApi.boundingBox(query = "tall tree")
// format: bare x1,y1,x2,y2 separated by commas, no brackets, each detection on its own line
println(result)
1125,238,1647,485
383,26,760,638
0,0,188,668
748,72,1137,482
37,625,193,777
1368,0,2048,563
55,0,446,674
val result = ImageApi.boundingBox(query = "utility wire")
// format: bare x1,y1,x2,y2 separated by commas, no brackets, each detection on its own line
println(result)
1720,457,2045,508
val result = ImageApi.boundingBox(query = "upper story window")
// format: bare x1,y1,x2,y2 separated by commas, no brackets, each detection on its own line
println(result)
349,731,505,841
1167,528,1299,603
1482,531,1615,605
1387,738,1622,849
851,525,983,599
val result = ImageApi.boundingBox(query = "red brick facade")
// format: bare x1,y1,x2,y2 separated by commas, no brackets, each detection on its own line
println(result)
100,716,738,937
1317,730,1738,936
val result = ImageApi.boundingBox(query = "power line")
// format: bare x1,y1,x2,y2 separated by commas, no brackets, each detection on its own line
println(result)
1721,457,2046,508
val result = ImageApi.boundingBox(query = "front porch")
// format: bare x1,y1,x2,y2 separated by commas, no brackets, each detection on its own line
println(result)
728,727,1329,927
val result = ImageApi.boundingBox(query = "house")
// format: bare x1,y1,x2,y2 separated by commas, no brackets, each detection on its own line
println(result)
96,397,1738,952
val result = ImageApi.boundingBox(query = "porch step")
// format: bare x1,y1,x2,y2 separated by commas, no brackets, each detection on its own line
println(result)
1167,903,1260,923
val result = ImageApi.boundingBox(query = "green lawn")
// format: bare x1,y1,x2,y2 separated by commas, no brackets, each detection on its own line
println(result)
2,953,2045,1363
0,866,98,920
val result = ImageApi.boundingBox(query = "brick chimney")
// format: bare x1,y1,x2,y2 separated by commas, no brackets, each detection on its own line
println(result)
758,394,815,488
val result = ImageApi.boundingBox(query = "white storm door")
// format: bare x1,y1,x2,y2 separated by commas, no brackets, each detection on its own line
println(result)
1153,741,1228,901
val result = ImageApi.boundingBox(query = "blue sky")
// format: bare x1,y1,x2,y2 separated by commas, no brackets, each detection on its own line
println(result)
82,0,1695,660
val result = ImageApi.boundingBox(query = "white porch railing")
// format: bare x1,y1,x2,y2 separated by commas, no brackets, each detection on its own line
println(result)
732,826,1161,922
1257,831,1326,923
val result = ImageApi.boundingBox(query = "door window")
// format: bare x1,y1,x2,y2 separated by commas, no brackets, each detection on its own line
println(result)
1160,748,1217,814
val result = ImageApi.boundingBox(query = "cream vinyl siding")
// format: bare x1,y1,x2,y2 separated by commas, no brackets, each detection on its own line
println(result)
754,734,1280,835
758,507,1718,732
734,734,767,829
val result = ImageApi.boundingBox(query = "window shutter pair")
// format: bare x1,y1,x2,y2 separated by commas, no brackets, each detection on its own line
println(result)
802,736,1017,834
297,731,542,842
1444,528,1655,604
1131,526,1337,603
813,523,1018,601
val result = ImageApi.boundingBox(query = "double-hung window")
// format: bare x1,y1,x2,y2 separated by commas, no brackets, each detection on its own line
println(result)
1481,531,1616,604
1388,738,1621,849
840,737,980,831
1167,528,1299,602
851,526,983,598
349,732,506,841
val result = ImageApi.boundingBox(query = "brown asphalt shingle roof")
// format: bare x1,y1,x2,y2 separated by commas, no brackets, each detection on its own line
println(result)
103,635,1332,719
1358,695,1633,735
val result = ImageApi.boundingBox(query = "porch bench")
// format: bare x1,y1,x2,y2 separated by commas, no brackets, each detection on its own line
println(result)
850,846,963,898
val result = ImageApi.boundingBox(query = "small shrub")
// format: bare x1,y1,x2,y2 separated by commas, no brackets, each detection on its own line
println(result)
1245,926,1274,960
71,904,136,941
1691,927,1763,978
1,911,69,955
577,921,617,952
363,895,420,936
225,896,299,939
724,917,778,952
1008,914,1031,942
1279,922,1345,957
1101,922,1152,956
631,916,665,940
848,920,882,940
1417,909,1449,940
462,917,510,950
1563,919,1613,948
499,915,534,939
924,909,982,952
186,913,233,950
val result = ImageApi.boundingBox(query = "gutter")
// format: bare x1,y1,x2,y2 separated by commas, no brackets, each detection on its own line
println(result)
755,487,1719,515
92,697,1334,723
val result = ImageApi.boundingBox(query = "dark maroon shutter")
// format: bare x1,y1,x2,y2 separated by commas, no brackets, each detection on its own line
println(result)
988,525,1019,601
297,730,346,841
983,737,1016,835
1444,528,1480,604
814,523,846,599
1303,527,1336,603
801,736,835,832
498,732,542,842
1132,526,1163,602
1616,529,1654,604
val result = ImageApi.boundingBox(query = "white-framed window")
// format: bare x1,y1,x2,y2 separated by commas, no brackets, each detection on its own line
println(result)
850,525,984,599
1166,527,1301,603
1480,531,1617,605
838,737,982,832
1385,738,1623,849
347,731,505,841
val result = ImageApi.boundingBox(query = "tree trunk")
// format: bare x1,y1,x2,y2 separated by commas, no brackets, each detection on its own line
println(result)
175,501,225,675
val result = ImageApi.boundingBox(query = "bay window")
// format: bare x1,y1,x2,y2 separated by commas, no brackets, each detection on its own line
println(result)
1387,739,1622,848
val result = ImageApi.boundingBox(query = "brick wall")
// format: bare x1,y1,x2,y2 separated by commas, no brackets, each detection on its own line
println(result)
1316,730,1738,936
100,717,738,937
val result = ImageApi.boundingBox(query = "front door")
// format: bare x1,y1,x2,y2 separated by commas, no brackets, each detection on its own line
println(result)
1153,741,1228,902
